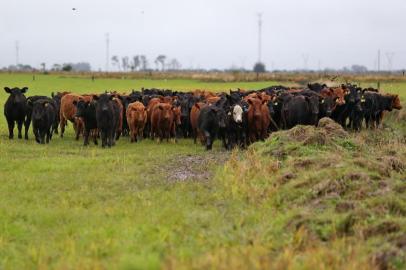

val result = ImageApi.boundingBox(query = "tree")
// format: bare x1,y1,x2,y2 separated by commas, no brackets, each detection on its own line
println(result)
253,62,266,73
351,64,368,73
111,56,120,71
140,55,148,71
131,55,140,71
51,64,61,71
40,62,46,72
62,64,72,72
122,56,129,71
168,58,181,70
155,55,166,71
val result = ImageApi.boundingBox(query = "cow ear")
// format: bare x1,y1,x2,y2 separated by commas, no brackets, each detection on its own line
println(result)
93,95,99,100
51,92,55,97
4,87,11,93
262,100,268,105
21,87,28,93
247,99,253,105
195,103,200,110
158,105,164,110
73,100,78,106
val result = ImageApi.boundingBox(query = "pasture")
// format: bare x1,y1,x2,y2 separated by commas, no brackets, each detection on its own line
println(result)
0,73,405,269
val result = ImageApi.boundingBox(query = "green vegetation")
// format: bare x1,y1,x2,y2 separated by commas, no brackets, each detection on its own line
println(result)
0,73,405,269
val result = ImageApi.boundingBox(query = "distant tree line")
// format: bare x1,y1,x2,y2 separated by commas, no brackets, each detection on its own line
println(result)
110,55,181,71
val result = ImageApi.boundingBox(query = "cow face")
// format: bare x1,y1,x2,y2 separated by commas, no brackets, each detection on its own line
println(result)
391,95,402,110
172,106,182,125
232,104,243,124
306,95,320,116
4,87,28,105
248,98,262,118
320,96,336,117
32,101,49,121
73,100,89,118
95,94,114,112
158,104,173,120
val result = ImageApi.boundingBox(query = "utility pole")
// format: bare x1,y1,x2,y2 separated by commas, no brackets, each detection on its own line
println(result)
105,33,110,72
257,13,262,63
377,49,381,72
15,41,19,66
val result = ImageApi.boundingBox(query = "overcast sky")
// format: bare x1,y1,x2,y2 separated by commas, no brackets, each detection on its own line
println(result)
1,0,405,71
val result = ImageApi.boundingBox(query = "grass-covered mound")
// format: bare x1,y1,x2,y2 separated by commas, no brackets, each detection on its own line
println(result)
169,118,406,269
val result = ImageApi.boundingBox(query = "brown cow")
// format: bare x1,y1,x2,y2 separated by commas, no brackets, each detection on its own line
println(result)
150,103,177,142
330,86,348,106
190,102,207,143
59,93,92,139
247,98,270,143
126,101,147,142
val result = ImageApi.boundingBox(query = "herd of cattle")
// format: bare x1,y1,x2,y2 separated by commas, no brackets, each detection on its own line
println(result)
3,83,402,149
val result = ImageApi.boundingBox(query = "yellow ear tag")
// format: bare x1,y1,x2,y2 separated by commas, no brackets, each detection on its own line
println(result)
321,99,324,104
45,103,49,107
274,102,278,106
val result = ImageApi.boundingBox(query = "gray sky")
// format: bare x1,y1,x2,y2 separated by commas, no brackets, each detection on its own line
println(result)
1,0,405,71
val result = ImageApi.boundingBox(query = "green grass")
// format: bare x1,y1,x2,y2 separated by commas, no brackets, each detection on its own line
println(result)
0,73,405,269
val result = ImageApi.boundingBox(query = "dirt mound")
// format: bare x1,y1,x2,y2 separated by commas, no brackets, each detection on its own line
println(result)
277,117,348,146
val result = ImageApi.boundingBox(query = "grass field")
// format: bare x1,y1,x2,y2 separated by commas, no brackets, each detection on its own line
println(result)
0,73,405,269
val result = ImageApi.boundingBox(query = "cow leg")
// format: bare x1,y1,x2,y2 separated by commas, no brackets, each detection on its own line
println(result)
60,117,66,138
203,131,212,150
39,130,45,144
101,131,107,148
16,120,23,139
46,129,51,143
24,117,30,140
193,129,197,144
7,119,15,139
83,128,90,146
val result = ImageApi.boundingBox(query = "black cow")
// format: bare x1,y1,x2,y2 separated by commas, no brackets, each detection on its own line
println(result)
197,105,227,150
179,95,198,138
307,83,327,93
4,87,28,139
25,95,56,140
31,99,57,144
281,94,320,129
73,100,98,146
225,103,246,149
93,94,120,148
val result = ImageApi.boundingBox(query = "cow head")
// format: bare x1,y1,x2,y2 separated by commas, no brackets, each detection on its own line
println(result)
247,98,262,118
5,87,28,105
158,104,173,120
231,104,243,124
32,100,50,121
94,94,114,112
306,95,320,116
319,96,336,117
172,106,182,125
73,99,90,118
